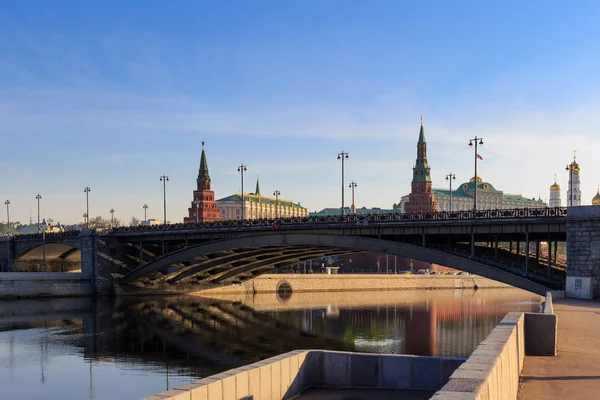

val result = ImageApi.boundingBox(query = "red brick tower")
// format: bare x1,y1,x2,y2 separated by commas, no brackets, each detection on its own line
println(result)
404,116,439,213
183,142,220,223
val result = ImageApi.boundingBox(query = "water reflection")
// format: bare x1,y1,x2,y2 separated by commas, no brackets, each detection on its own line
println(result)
0,289,540,400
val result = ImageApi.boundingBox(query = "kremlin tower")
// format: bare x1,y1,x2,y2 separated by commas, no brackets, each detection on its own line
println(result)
566,153,581,207
549,175,561,207
404,116,439,214
183,142,221,223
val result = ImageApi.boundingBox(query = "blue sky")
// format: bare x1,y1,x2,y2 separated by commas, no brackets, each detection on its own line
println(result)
2,1,600,224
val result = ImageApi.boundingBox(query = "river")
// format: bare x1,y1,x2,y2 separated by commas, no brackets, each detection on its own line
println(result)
0,288,541,399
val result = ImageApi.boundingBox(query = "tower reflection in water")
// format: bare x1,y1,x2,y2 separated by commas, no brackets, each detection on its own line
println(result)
0,288,540,400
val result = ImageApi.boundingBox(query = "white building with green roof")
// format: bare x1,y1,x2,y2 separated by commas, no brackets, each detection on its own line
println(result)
397,176,547,212
216,178,308,220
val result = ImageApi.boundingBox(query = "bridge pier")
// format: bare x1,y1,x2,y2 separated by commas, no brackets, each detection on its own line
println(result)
566,206,600,299
0,237,14,272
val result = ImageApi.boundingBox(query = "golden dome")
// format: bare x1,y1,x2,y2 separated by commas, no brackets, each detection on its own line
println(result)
593,190,600,206
550,182,560,190
469,176,483,183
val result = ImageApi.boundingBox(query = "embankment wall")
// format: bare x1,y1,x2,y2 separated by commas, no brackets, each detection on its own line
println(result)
197,274,511,296
0,272,92,298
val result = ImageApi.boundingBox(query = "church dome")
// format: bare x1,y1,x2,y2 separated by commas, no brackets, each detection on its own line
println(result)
550,182,560,191
593,190,600,206
469,176,483,183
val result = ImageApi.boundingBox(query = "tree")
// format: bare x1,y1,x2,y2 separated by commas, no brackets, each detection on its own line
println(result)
129,216,140,226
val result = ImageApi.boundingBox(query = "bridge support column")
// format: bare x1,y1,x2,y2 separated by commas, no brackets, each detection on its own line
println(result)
80,229,96,279
525,233,530,276
536,241,540,265
566,207,600,299
547,237,552,277
494,236,499,261
470,233,475,258
0,237,14,272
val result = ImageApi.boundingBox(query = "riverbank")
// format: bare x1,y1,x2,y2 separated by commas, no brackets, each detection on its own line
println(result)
196,273,512,297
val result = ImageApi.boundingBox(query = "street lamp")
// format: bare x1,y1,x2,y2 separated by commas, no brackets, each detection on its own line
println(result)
193,199,200,223
349,182,357,215
467,137,484,212
566,159,579,207
237,164,247,220
445,173,456,212
143,204,148,224
4,199,9,271
36,194,42,233
40,219,47,272
83,213,88,228
337,151,349,215
159,175,169,225
273,190,280,219
110,208,115,229
84,187,91,228
4,199,10,236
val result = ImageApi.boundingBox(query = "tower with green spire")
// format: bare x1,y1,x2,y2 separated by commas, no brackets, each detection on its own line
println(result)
405,116,439,213
184,142,221,223
254,176,261,197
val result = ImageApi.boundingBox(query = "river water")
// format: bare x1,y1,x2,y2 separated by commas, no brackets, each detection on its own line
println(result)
0,288,541,400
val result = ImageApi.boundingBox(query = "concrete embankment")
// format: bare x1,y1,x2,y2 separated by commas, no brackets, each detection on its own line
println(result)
197,286,540,313
143,350,466,400
0,272,92,298
195,274,511,296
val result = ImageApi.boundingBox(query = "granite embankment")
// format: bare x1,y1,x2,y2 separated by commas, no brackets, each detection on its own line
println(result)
195,273,511,297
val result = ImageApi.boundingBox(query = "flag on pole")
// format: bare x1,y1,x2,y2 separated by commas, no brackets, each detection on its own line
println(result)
477,154,483,161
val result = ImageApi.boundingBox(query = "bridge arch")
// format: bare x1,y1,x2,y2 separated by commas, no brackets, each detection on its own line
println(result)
121,233,550,295
16,243,81,262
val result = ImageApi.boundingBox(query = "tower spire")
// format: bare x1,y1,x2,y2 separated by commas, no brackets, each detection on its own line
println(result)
418,115,426,143
199,141,209,177
255,175,261,196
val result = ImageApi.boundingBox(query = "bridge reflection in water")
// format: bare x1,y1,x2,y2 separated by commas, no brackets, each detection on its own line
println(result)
0,289,541,400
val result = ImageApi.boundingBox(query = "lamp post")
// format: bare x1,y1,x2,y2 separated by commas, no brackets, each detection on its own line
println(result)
110,208,115,229
445,173,456,212
4,199,10,236
35,194,42,233
237,164,247,220
273,190,280,219
159,175,169,225
349,182,357,215
565,160,579,207
84,187,91,228
83,213,88,228
193,200,200,223
467,137,484,213
143,204,148,224
337,151,349,215
4,200,9,272
40,219,47,272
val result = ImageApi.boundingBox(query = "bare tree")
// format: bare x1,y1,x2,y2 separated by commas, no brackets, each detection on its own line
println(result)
129,216,140,226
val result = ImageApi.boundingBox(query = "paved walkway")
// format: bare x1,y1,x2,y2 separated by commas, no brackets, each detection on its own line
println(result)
519,298,600,399
296,388,434,400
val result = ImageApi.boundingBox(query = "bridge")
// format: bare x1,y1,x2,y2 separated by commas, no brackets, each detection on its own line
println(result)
1,206,597,297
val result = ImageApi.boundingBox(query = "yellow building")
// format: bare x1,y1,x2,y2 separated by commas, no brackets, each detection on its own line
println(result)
216,178,309,220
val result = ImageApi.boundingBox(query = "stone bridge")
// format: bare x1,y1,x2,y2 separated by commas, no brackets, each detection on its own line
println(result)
2,206,598,298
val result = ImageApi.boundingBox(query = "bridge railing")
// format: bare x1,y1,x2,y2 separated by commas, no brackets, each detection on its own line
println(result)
9,230,82,240
110,207,567,234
